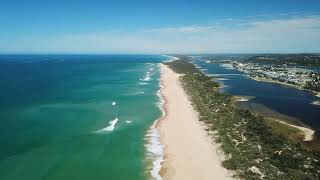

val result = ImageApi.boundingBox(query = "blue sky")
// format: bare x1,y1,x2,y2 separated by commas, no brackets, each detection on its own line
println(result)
1,0,320,53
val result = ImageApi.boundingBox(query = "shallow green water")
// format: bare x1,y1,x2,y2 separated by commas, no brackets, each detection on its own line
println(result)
0,55,166,180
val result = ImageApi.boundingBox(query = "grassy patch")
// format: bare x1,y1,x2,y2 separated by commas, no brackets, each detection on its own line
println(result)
264,118,305,143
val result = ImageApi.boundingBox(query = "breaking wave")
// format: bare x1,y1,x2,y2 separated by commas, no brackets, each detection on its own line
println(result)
96,118,119,133
145,64,165,180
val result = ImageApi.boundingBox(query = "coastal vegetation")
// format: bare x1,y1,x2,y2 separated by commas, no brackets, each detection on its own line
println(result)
245,54,320,68
304,72,320,92
164,59,320,179
203,53,320,67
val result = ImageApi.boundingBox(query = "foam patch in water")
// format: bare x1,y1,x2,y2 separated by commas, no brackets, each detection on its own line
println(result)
96,118,119,132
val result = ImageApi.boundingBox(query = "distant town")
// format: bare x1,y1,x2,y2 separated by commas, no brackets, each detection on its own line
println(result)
232,62,320,92
206,54,320,94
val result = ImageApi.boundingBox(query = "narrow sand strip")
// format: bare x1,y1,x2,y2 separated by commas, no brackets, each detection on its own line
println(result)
271,118,315,141
157,64,233,180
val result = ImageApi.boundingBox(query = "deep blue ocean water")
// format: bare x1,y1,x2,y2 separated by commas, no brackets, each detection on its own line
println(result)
0,55,167,180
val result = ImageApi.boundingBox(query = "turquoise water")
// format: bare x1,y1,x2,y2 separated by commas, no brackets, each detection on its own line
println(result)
0,55,167,180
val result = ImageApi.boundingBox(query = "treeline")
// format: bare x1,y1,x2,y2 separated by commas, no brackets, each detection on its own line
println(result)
305,72,320,92
245,54,320,67
199,53,320,67
164,59,320,179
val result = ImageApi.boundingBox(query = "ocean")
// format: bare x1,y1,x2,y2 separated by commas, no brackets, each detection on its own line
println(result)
191,57,320,138
0,55,168,180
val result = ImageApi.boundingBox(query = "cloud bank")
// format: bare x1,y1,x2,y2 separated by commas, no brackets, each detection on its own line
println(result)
1,15,320,53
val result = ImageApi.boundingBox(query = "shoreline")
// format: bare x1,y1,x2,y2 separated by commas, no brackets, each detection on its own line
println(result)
156,64,232,180
311,100,320,106
249,76,320,97
162,55,180,63
145,64,167,180
209,73,317,142
233,97,316,142
145,56,181,180
233,95,255,102
268,118,315,141
173,60,316,143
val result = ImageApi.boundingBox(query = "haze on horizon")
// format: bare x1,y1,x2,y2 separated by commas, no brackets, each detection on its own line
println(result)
1,0,320,54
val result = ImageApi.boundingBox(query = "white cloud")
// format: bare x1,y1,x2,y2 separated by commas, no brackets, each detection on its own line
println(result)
144,26,216,33
1,15,320,53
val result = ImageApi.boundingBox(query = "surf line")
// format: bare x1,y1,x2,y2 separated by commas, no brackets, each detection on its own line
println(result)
145,63,165,180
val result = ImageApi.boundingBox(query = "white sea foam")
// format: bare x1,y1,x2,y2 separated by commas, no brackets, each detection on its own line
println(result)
143,76,151,81
155,68,166,116
145,125,164,180
125,120,132,124
139,82,148,85
125,91,145,96
156,88,165,116
142,63,157,82
133,91,145,95
143,73,152,81
96,118,119,132
194,64,201,69
145,65,165,180
216,78,229,81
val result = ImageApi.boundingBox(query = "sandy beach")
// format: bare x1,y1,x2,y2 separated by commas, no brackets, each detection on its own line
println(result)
157,64,232,180
233,95,255,102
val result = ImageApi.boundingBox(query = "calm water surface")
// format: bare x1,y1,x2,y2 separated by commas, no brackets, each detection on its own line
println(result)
191,57,320,137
